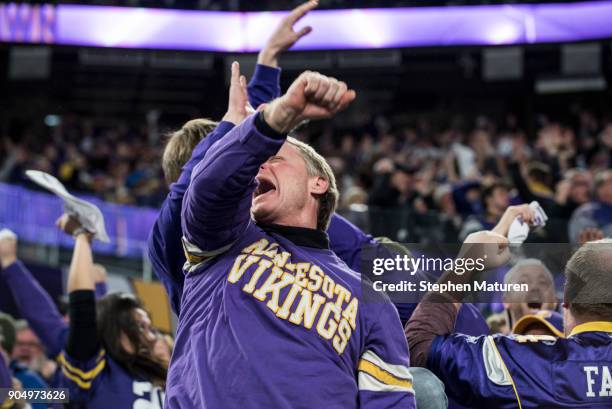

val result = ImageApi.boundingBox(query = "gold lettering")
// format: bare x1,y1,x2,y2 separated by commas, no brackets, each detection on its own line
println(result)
242,259,273,293
316,302,340,340
295,263,311,288
332,318,351,354
242,239,269,254
307,265,324,292
322,275,335,299
253,267,295,312
276,284,302,319
228,255,260,283
273,251,291,269
333,283,350,310
262,243,279,259
289,289,325,329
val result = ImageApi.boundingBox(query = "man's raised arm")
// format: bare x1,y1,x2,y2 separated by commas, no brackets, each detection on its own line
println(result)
0,232,68,359
181,68,355,258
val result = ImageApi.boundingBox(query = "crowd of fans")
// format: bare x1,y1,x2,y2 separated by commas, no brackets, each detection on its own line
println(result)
2,106,611,244
1,1,611,407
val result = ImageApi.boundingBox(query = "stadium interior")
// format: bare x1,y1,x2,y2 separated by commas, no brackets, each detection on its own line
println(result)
1,0,612,407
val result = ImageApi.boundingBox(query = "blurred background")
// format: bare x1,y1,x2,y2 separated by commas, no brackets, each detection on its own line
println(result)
1,0,611,327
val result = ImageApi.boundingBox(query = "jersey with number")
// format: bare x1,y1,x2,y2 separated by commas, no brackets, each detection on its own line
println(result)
59,350,164,409
427,322,612,408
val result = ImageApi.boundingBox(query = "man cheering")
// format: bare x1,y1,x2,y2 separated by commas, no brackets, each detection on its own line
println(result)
165,68,416,408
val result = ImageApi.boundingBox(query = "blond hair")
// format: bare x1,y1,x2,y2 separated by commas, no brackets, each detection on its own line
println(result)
286,136,338,231
162,118,218,185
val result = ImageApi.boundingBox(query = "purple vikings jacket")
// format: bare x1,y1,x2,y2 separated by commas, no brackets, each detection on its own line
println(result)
428,322,612,408
147,68,488,340
164,113,416,409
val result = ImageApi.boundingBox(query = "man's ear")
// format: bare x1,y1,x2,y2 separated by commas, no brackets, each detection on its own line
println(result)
310,176,329,195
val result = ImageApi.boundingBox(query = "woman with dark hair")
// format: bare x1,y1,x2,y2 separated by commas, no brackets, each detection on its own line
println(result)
56,214,167,409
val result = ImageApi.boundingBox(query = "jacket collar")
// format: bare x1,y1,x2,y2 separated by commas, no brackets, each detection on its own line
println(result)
258,223,329,249
569,321,612,336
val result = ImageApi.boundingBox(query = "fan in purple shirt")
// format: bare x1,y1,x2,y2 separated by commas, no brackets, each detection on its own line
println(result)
148,0,306,316
163,55,418,408
406,225,612,408
147,0,487,342
55,214,168,409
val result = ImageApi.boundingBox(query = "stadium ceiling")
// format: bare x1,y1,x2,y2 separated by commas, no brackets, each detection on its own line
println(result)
1,1,612,51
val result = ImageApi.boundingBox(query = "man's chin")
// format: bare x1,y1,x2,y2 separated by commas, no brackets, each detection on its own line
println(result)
251,205,275,225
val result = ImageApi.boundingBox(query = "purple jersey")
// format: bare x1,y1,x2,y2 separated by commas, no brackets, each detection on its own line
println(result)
428,322,612,408
59,350,164,409
147,63,488,342
166,114,416,408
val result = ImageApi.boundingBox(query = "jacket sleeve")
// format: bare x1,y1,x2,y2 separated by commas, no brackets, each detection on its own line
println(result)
59,290,104,404
0,260,68,359
358,293,416,409
248,64,281,109
181,113,286,261
147,121,235,313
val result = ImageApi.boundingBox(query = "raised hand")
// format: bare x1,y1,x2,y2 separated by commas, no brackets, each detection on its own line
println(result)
56,213,93,241
492,204,536,238
461,230,511,271
258,0,318,67
263,71,356,133
222,61,250,126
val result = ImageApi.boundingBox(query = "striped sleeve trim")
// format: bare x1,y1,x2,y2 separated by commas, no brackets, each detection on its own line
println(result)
182,236,234,272
59,350,106,390
358,350,413,393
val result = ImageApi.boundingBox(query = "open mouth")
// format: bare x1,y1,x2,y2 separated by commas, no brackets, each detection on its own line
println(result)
527,302,542,309
254,177,277,198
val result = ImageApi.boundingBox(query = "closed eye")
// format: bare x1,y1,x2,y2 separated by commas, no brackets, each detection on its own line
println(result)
268,155,285,163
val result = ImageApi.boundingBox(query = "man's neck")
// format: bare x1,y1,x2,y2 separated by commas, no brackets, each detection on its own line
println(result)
258,223,329,249
272,207,318,230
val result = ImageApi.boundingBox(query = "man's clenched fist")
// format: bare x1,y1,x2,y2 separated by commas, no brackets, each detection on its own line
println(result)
263,71,356,133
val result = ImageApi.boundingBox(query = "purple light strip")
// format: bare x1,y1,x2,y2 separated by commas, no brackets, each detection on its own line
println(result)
2,2,612,50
